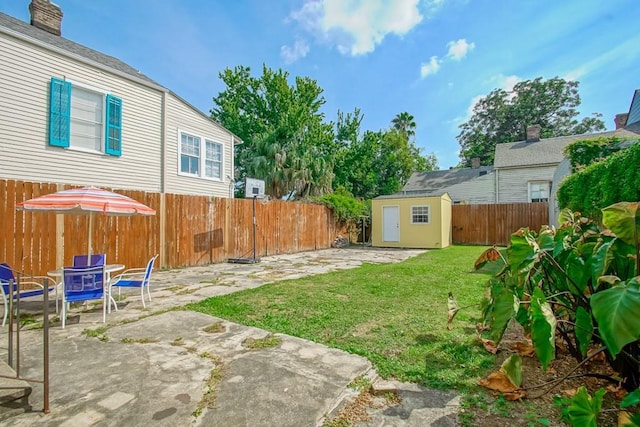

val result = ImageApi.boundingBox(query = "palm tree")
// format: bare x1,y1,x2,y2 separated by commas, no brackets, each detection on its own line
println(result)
391,112,417,140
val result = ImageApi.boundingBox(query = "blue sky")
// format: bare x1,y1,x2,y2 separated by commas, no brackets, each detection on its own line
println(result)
2,0,639,168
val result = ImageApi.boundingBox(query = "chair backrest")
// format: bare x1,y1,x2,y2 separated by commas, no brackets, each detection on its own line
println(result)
62,265,106,300
0,263,15,295
73,254,106,267
142,255,159,287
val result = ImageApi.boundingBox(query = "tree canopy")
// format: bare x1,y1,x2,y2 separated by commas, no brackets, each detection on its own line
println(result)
211,65,437,200
457,77,606,166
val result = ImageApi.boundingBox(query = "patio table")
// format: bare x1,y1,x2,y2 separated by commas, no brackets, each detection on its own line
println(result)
48,264,125,313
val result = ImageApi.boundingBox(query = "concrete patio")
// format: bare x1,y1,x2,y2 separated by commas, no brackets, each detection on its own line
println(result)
0,247,460,426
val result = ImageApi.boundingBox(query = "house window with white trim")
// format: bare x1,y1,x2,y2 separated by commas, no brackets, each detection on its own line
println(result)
49,77,122,156
411,205,430,224
179,130,224,180
529,181,550,202
205,140,222,179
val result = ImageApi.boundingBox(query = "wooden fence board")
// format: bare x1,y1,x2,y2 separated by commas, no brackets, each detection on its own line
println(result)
452,202,549,246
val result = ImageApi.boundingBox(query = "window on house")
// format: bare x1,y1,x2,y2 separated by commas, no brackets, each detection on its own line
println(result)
180,133,201,175
411,206,430,224
529,181,550,202
205,140,222,179
48,77,122,156
179,131,224,180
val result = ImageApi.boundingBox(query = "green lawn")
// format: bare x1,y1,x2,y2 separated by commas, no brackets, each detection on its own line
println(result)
186,245,495,390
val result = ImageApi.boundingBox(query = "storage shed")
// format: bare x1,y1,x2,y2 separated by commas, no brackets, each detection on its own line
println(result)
371,192,452,249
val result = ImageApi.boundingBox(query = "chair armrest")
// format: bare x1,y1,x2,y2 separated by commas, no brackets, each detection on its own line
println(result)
110,270,147,286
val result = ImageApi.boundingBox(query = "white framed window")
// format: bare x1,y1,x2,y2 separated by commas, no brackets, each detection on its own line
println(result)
49,77,122,156
529,181,550,202
411,205,430,224
205,140,223,179
70,85,104,152
178,130,223,180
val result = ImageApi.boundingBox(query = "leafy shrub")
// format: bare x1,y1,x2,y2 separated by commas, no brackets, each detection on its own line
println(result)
562,136,626,170
469,202,640,425
313,191,370,229
558,140,640,220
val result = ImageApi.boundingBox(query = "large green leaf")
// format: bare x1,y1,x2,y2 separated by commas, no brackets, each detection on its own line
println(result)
500,354,522,387
530,288,556,371
490,286,517,343
591,277,640,357
590,238,615,286
507,230,535,275
621,388,640,408
602,202,640,246
564,251,589,294
574,306,594,358
568,386,605,427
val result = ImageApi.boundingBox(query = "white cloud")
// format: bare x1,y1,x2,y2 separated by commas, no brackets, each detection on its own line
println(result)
281,39,310,64
420,56,441,77
289,0,423,56
446,38,475,61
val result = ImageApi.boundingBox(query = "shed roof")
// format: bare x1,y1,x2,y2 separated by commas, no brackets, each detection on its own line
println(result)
374,191,450,200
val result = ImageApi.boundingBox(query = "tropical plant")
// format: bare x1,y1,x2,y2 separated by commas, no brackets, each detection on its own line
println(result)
392,111,417,140
454,201,640,425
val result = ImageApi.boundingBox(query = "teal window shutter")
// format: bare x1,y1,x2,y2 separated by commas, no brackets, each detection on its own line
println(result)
49,77,71,147
105,95,122,156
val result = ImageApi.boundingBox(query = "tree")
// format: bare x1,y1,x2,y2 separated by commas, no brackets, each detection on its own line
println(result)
211,65,335,198
457,77,606,166
392,112,417,140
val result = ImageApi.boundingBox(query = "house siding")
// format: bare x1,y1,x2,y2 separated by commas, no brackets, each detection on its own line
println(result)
0,31,163,191
164,93,234,197
496,165,557,203
445,173,496,204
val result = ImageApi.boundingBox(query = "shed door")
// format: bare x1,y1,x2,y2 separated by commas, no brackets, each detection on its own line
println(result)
382,206,399,242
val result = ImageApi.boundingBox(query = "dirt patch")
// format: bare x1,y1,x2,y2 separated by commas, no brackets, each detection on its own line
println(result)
468,325,622,427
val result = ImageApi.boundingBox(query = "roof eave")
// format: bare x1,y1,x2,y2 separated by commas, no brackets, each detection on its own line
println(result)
0,25,167,93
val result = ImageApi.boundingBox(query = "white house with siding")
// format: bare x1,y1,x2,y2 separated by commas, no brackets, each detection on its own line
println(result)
0,1,240,197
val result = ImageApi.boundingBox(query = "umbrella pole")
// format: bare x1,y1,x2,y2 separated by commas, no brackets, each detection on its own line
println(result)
88,214,93,257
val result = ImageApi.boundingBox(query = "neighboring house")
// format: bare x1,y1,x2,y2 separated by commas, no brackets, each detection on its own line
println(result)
402,161,494,204
0,1,240,197
371,192,452,249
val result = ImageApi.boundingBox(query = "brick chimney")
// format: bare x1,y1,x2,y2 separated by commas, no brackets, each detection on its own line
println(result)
471,157,480,169
615,113,629,129
29,0,63,36
526,124,541,142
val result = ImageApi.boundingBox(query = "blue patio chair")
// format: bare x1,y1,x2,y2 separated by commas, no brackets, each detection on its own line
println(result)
61,265,107,328
109,254,158,311
0,263,58,326
72,254,106,267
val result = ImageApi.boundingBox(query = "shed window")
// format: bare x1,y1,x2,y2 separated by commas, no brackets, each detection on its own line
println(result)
411,206,430,224
529,181,549,202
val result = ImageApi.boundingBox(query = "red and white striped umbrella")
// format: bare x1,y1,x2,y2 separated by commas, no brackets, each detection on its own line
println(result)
16,186,155,256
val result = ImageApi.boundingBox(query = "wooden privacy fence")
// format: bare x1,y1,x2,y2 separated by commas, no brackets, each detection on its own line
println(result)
452,202,549,246
0,180,345,276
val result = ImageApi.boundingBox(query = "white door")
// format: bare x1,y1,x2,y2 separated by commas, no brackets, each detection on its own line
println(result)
382,206,400,242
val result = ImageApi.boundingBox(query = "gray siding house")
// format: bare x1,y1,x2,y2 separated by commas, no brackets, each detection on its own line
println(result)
0,1,240,197
401,163,494,204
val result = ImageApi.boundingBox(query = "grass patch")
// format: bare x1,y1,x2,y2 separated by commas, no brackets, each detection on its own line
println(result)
193,354,225,419
187,246,493,390
203,322,225,333
121,337,160,344
242,333,281,350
